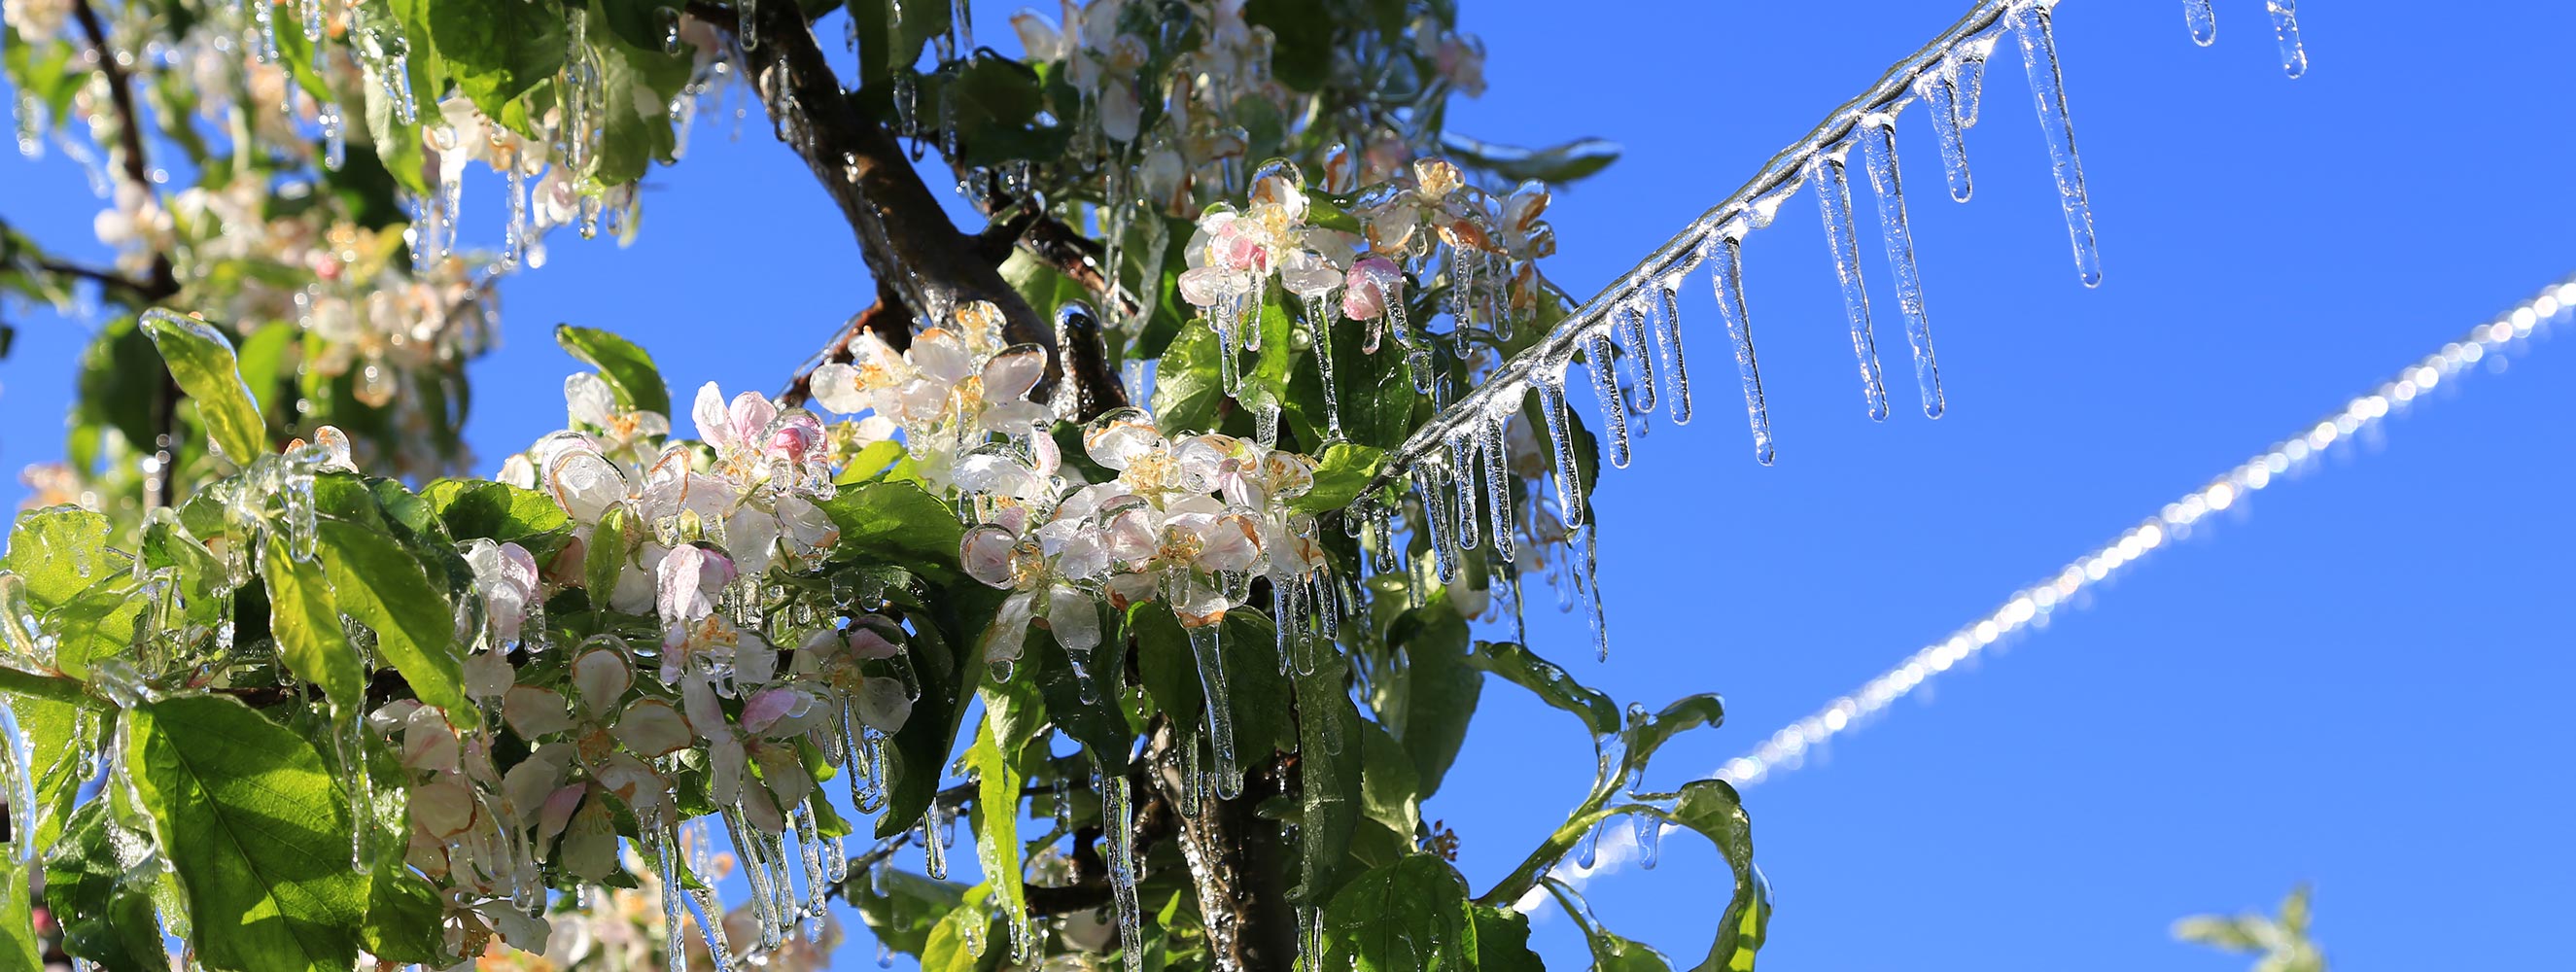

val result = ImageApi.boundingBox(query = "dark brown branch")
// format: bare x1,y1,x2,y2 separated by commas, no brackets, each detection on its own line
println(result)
1058,301,1131,423
778,279,912,407
712,0,1062,394
70,0,182,509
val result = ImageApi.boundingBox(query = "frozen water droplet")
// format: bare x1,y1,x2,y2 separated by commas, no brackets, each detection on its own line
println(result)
1705,233,1774,465
2181,0,2218,46
1808,149,1889,421
1635,815,1664,870
2267,0,2306,78
2008,3,2103,287
1574,820,1600,870
1857,116,1946,419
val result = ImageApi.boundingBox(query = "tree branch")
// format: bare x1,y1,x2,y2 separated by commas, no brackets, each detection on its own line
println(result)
710,0,1062,394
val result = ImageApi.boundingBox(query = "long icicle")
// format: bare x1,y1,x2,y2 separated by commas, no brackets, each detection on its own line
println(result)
1183,619,1242,799
1535,361,1586,528
1917,58,1975,203
1653,275,1694,425
1583,330,1633,469
1857,113,1947,419
1450,432,1483,549
2009,2,2103,288
1706,232,1775,465
1479,409,1515,563
1617,298,1657,417
1098,760,1145,972
1809,149,1890,421
2266,1,2305,78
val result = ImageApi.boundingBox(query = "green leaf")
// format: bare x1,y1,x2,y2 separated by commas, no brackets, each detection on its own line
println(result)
965,713,1028,939
1029,628,1133,764
0,856,43,971
554,324,671,417
262,535,365,710
1320,854,1478,972
1440,133,1623,186
1283,313,1415,450
418,478,574,553
586,1,692,185
140,311,267,465
315,516,468,719
1470,905,1547,972
585,504,638,608
1293,443,1385,513
919,885,1000,972
1668,781,1768,972
428,0,566,122
875,582,999,840
1150,323,1226,435
3,506,125,608
12,693,97,850
821,481,969,586
1290,647,1362,903
854,869,969,959
1128,608,1294,764
1383,603,1478,798
43,801,166,972
38,573,144,679
126,696,367,972
361,869,451,966
1354,719,1418,839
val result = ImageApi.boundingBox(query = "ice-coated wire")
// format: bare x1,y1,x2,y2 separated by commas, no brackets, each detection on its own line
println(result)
1359,0,2259,502
1714,275,2571,790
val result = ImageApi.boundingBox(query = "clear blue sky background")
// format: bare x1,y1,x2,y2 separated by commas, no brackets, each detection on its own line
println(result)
5,1,2572,969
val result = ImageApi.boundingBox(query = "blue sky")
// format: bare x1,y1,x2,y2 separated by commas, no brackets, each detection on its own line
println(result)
5,1,2572,969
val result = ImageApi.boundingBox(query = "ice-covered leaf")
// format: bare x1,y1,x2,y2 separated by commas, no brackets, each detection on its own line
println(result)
1150,323,1226,435
1320,854,1478,972
140,311,267,464
1355,719,1418,839
418,479,573,555
263,533,365,710
427,0,566,122
1667,780,1768,972
42,801,166,972
0,857,43,971
3,506,125,609
361,869,452,966
1440,133,1622,186
1292,442,1385,513
965,713,1027,941
126,696,368,972
1382,601,1478,798
1466,640,1619,739
317,514,469,720
1292,647,1362,903
553,325,671,417
820,481,968,586
854,869,969,959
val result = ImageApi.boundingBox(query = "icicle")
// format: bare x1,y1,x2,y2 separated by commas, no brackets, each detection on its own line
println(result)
505,154,528,268
1809,149,1889,421
1535,364,1586,528
1417,469,1457,584
1097,761,1145,972
1705,232,1775,465
723,807,783,947
1273,579,1302,674
1952,30,1993,127
1635,814,1664,870
1653,276,1693,425
1479,410,1515,563
1215,297,1243,396
337,706,370,870
1576,523,1607,662
1296,574,1330,677
1447,434,1482,549
1615,299,1657,416
1178,728,1202,816
2266,1,2306,78
1183,620,1242,799
1580,331,1633,469
1308,296,1344,440
1574,819,1600,870
650,823,690,972
299,0,325,41
922,804,949,879
318,100,346,171
793,803,828,943
1916,62,1974,203
2008,2,2103,287
252,0,281,63
685,881,740,971
2181,0,2217,46
1857,114,1947,419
